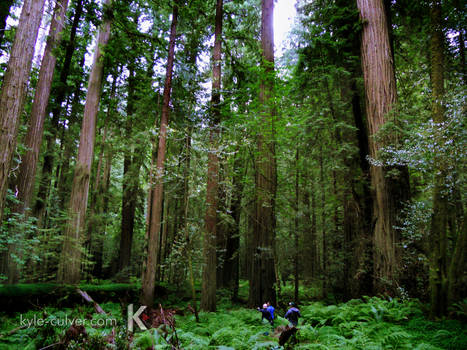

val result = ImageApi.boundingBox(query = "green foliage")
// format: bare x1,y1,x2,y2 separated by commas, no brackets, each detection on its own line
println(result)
1,296,466,349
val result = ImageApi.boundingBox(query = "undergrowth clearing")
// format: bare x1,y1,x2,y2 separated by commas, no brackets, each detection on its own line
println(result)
0,293,466,349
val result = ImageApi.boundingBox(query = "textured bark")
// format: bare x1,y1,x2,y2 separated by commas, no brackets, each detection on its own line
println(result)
33,0,84,225
0,0,45,224
429,0,448,318
57,0,112,284
249,0,276,307
356,0,410,294
6,0,69,283
201,0,223,312
141,3,178,307
15,0,70,216
0,0,14,49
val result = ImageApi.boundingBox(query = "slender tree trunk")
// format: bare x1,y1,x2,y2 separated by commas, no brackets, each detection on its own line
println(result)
201,0,223,312
249,0,276,307
0,0,14,50
429,0,449,318
294,148,300,303
141,3,178,307
356,0,410,294
57,0,112,284
0,0,45,224
319,145,327,298
223,146,245,301
56,66,85,208
447,207,467,305
118,59,138,273
34,0,84,224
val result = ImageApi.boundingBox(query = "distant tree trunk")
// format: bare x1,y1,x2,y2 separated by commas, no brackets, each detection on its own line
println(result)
319,144,327,298
0,0,14,50
294,148,299,303
356,0,410,294
429,0,449,317
249,0,276,307
34,0,84,225
57,0,112,284
118,58,138,274
201,0,223,312
345,81,374,298
88,74,116,279
56,66,85,207
447,207,467,306
223,146,245,300
141,3,178,307
0,0,45,224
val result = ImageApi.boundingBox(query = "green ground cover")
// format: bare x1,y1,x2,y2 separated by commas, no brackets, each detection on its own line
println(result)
1,289,465,349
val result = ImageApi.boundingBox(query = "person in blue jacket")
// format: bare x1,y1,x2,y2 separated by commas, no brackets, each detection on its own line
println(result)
257,302,275,327
266,302,275,325
284,302,301,326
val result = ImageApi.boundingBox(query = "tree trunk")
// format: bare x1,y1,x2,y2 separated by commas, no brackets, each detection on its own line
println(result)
0,0,45,224
0,0,14,50
356,0,410,294
33,0,84,225
14,0,70,215
141,3,178,307
201,0,223,312
447,207,467,306
5,0,69,283
429,0,448,318
319,144,327,298
223,146,245,301
294,148,299,303
118,57,138,274
57,0,112,284
249,0,276,307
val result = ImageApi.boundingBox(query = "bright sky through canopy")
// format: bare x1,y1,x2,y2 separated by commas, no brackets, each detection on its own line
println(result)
274,0,297,55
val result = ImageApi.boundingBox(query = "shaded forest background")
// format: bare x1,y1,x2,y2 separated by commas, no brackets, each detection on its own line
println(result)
0,0,465,320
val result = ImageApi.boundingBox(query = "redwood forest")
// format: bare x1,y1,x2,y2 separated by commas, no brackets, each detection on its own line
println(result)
0,0,466,349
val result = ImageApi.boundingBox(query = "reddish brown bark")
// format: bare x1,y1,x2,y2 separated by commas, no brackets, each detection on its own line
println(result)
141,3,178,307
15,0,70,216
33,0,84,226
201,0,223,312
0,0,45,224
356,0,410,294
249,0,277,307
429,0,448,318
57,0,112,284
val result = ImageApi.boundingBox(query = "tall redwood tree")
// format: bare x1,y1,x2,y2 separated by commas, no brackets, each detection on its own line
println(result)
249,0,277,307
141,3,178,307
0,0,45,224
201,0,223,312
57,0,113,284
356,0,410,294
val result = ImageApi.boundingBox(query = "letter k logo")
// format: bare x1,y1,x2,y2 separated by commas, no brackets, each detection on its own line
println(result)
128,304,147,332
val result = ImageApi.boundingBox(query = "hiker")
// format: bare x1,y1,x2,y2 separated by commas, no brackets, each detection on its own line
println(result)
284,302,301,326
257,303,274,326
266,302,275,326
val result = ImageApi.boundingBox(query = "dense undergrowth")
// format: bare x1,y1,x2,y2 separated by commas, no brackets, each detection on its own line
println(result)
0,284,466,349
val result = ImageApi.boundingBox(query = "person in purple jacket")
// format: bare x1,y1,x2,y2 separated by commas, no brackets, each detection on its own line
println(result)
284,302,301,326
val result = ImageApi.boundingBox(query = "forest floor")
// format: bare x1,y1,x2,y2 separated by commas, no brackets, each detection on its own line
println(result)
0,282,466,349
